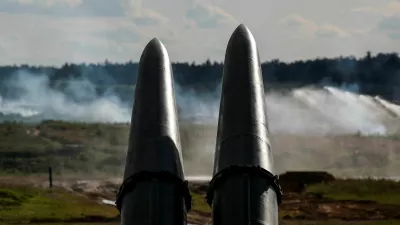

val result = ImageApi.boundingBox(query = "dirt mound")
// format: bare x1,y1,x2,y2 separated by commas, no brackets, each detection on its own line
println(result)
279,171,335,193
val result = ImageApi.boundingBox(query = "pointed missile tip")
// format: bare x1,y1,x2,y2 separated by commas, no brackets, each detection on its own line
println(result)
142,37,165,56
236,23,248,31
139,37,170,69
224,24,258,62
137,36,171,90
232,24,252,36
149,37,163,46
229,24,254,44
222,22,261,89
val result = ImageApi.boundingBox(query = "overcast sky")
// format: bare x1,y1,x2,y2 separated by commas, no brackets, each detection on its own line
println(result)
0,0,399,65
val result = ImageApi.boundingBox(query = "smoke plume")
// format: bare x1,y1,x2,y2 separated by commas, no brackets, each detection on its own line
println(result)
1,69,399,135
1,69,400,177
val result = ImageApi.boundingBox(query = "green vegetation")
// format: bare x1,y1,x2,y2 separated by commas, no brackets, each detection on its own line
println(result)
0,122,58,152
0,178,400,225
306,178,400,205
1,120,400,177
3,51,400,102
282,221,400,225
0,183,210,225
190,189,210,213
0,185,118,225
0,120,400,224
0,120,129,174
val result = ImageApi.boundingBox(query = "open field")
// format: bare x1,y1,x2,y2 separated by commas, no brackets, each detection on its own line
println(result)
0,120,399,224
0,120,399,177
0,175,399,225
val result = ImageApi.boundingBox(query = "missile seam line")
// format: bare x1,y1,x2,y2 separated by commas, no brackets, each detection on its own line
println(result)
115,171,192,212
219,133,270,146
206,166,283,206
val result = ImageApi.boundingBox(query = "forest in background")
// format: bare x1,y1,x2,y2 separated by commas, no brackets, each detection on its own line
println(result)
0,51,399,102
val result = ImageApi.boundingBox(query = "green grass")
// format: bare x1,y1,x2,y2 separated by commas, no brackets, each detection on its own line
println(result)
0,120,399,177
7,221,400,225
190,190,210,213
1,121,400,224
306,178,400,205
0,186,119,224
0,121,128,174
1,179,400,225
0,122,58,152
0,120,130,151
0,224,119,225
282,221,400,225
0,185,211,225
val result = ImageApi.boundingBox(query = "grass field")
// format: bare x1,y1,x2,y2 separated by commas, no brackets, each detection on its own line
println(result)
0,120,399,224
305,178,400,205
0,120,399,177
0,186,118,224
0,177,399,225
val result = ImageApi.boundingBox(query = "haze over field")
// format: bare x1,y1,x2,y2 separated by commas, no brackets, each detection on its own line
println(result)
0,63,399,181
0,69,400,137
1,5,400,225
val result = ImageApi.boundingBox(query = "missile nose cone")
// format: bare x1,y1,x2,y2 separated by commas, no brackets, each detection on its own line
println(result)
125,37,184,179
207,24,280,225
224,24,259,81
230,24,253,44
134,37,174,137
214,24,272,174
137,38,170,87
140,37,165,63
117,38,191,225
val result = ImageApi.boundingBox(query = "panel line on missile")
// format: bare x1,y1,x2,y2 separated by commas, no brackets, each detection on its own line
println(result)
116,171,192,211
208,24,281,225
118,38,191,225
218,133,271,147
205,165,283,206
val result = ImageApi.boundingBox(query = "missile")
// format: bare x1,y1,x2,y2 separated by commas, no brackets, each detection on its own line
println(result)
206,24,283,225
116,38,191,225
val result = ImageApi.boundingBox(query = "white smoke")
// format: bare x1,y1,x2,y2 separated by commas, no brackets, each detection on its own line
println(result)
266,86,391,136
0,69,400,137
0,70,131,122
174,82,220,124
2,69,400,178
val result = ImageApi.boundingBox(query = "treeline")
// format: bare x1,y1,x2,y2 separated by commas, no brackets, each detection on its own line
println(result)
0,51,399,101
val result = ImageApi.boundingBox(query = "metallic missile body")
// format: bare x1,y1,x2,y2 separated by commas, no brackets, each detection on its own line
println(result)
207,24,282,225
116,38,191,225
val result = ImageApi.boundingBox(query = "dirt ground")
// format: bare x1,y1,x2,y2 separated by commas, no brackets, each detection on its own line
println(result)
281,192,400,220
4,177,394,224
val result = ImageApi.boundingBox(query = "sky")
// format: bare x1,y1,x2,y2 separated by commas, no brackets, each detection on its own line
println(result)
0,0,400,66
